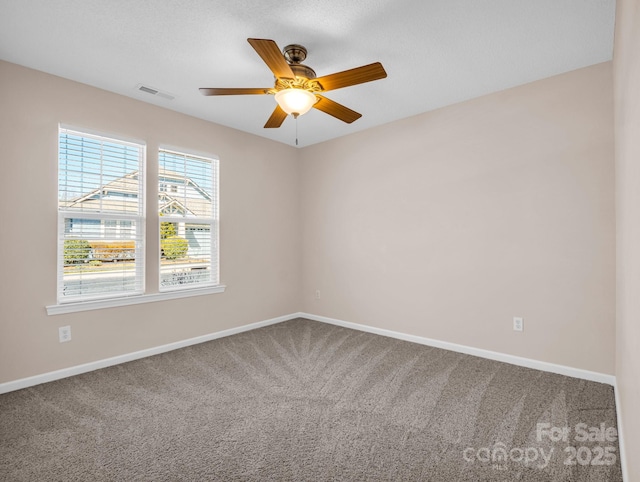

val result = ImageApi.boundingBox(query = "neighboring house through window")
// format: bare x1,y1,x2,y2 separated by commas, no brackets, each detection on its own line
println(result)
57,127,220,306
58,127,145,302
158,149,218,291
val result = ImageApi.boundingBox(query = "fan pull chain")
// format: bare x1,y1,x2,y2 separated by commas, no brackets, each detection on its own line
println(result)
295,116,299,146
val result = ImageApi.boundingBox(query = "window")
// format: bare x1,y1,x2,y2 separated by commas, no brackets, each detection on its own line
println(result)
53,128,223,313
58,128,145,303
159,149,218,291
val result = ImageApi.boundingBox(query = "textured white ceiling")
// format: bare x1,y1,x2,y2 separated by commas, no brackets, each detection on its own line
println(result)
0,0,615,147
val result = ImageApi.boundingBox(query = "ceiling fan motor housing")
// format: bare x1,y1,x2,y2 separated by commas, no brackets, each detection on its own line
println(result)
283,44,316,79
283,44,307,63
291,63,316,80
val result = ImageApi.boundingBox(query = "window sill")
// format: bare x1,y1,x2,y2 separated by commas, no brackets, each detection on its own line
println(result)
46,285,226,315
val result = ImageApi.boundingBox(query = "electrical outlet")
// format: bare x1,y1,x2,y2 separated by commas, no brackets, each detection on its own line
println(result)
315,290,321,300
513,317,524,332
59,326,71,343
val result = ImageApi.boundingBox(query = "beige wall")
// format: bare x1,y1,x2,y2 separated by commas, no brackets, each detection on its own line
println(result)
0,60,617,386
614,0,640,478
0,61,301,383
300,63,615,374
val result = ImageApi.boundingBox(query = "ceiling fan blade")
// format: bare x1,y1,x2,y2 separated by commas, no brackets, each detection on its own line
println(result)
264,104,288,128
248,38,295,80
199,88,269,96
315,62,387,92
313,95,362,124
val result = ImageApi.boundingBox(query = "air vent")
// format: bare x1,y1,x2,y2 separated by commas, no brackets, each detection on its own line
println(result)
135,84,175,101
138,85,158,95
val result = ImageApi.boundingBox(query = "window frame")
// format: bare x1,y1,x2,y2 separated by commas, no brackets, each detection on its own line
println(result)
56,127,146,304
158,147,220,293
47,127,225,316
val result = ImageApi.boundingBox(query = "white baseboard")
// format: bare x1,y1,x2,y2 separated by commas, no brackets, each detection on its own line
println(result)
298,312,616,386
0,311,616,389
1,310,624,475
0,313,300,395
614,381,629,481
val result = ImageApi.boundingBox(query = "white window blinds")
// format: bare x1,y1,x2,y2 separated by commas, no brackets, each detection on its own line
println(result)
158,149,218,291
58,128,145,302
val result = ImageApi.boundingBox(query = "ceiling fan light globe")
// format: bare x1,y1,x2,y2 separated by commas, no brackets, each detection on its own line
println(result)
275,88,316,117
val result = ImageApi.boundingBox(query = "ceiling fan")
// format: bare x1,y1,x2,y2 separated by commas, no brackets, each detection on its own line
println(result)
200,38,387,128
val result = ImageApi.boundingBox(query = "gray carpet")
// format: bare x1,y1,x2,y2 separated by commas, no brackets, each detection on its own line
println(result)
0,318,622,481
